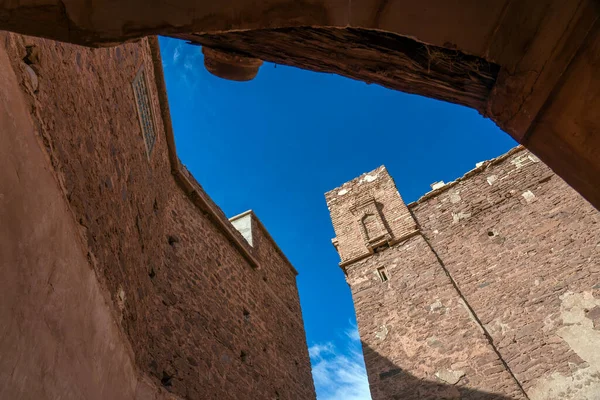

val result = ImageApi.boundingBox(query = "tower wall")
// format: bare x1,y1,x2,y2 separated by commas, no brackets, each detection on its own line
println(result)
325,166,418,267
326,167,525,399
326,147,600,399
411,148,600,398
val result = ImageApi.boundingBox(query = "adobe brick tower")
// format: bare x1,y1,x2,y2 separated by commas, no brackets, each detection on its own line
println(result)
325,149,600,400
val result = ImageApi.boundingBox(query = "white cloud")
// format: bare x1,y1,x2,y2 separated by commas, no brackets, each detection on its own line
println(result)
309,324,372,400
345,326,361,342
309,343,335,359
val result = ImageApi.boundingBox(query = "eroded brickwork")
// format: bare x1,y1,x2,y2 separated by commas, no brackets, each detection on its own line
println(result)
235,211,304,316
327,147,600,399
327,166,526,399
412,148,600,399
325,166,418,266
3,33,315,400
348,234,526,399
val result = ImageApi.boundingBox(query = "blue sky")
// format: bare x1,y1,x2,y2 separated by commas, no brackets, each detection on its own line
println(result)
158,37,517,399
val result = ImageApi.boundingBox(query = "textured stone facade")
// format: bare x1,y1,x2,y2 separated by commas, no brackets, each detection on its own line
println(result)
326,147,600,399
326,166,418,267
0,32,315,400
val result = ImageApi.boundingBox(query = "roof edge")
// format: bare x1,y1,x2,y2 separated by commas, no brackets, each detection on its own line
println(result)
148,37,263,271
408,145,526,207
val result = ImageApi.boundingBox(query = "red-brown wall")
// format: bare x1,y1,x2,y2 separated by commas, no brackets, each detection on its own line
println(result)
412,148,600,398
327,147,600,399
0,32,315,400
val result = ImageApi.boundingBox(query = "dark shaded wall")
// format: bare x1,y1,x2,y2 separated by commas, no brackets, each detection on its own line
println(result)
0,32,172,400
361,342,518,400
0,32,315,400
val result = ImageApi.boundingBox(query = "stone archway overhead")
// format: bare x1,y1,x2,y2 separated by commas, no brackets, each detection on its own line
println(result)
183,27,500,112
0,0,598,209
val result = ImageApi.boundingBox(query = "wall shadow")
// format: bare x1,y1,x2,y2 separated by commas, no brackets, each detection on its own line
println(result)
361,342,518,400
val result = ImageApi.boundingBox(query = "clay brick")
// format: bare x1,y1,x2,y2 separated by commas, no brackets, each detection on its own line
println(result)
2,33,315,400
327,147,600,399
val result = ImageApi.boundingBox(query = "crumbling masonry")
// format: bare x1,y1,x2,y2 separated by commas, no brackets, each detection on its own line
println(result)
326,147,600,400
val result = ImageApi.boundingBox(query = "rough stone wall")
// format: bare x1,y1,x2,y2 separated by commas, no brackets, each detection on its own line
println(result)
325,166,417,265
163,193,314,399
247,213,305,317
412,148,600,399
2,32,315,400
328,147,600,399
327,167,526,399
347,234,526,399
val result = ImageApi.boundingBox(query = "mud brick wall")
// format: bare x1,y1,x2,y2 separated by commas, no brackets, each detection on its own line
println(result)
327,147,600,400
0,33,176,400
325,166,418,264
326,166,526,400
248,213,305,317
411,148,600,399
3,32,315,400
164,192,314,398
346,234,526,399
229,210,305,317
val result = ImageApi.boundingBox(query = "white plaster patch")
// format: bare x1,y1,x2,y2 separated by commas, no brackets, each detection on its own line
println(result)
487,175,497,185
359,174,378,184
449,192,461,204
375,325,388,341
522,190,536,203
528,291,600,400
337,188,348,196
430,300,444,312
452,211,471,224
431,181,445,190
435,369,465,385
558,291,600,331
529,367,600,400
511,154,533,169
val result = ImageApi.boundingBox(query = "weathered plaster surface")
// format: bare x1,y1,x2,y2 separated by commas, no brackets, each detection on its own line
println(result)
0,33,175,400
528,291,600,400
